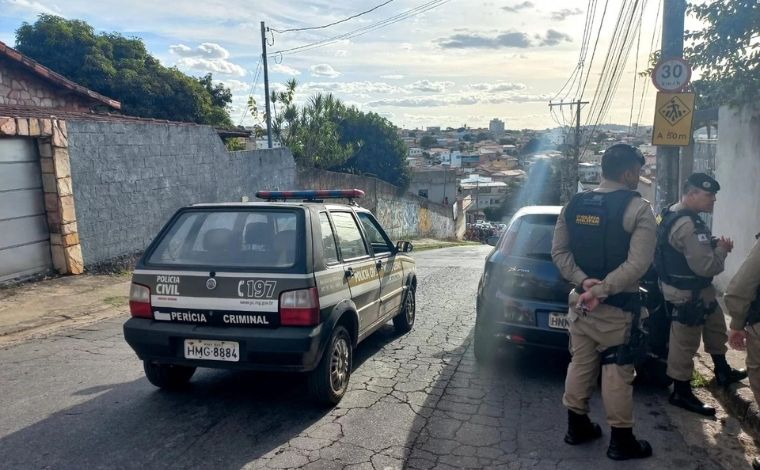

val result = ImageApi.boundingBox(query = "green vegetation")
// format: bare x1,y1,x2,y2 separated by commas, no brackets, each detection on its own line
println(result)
15,15,233,126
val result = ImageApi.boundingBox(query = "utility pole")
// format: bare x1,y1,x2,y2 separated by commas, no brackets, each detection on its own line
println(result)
549,99,589,203
655,0,687,212
261,21,273,149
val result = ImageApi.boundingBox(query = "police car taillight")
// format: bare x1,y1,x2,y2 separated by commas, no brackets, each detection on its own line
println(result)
280,288,320,326
129,283,153,319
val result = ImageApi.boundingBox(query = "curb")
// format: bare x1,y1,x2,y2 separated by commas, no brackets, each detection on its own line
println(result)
695,350,760,440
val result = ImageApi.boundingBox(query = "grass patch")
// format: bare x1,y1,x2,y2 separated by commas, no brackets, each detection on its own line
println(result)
103,295,129,308
692,369,710,388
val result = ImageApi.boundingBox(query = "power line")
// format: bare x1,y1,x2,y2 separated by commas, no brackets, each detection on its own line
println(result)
635,1,662,127
238,59,262,126
628,2,646,133
270,0,450,57
270,0,395,33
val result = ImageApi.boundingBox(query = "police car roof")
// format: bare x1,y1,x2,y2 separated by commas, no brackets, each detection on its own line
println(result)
188,201,365,210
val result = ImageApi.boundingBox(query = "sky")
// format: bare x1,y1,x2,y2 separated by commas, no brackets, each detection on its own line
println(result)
0,0,705,131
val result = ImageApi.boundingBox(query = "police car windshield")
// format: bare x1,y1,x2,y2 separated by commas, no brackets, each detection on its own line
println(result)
507,214,557,259
147,209,299,269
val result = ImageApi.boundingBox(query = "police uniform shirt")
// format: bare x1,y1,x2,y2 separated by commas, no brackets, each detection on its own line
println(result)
552,179,657,299
659,202,728,304
725,237,760,330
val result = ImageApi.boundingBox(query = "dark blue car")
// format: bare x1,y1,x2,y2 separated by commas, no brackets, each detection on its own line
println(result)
474,206,571,361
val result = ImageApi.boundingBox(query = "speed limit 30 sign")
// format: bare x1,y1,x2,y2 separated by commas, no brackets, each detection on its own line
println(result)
652,58,692,92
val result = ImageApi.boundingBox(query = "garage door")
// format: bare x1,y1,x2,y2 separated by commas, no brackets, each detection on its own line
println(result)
0,138,53,282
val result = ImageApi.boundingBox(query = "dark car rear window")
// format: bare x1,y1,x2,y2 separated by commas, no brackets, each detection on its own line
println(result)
146,209,300,269
502,214,558,260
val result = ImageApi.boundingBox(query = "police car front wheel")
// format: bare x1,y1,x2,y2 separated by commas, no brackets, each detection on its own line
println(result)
143,361,196,390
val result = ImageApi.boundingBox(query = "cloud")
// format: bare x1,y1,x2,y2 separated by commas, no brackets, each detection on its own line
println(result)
271,64,301,76
539,29,573,46
4,0,59,15
335,50,348,57
302,81,402,94
366,92,547,108
176,57,246,76
400,43,413,51
406,80,454,93
170,42,245,76
310,63,341,78
380,74,404,80
502,1,534,12
216,79,249,93
437,29,572,49
437,31,532,49
169,42,229,59
551,8,584,21
466,81,527,92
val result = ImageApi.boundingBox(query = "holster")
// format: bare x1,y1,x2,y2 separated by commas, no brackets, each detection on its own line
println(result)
600,292,648,366
670,291,716,326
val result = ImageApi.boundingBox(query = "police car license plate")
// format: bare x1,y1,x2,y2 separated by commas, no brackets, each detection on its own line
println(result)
184,339,239,362
548,313,569,330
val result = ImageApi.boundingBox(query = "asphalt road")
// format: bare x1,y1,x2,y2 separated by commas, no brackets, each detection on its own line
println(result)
0,246,747,469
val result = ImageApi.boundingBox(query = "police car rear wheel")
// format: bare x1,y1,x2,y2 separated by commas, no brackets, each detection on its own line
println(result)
143,361,196,390
393,285,416,333
308,325,352,405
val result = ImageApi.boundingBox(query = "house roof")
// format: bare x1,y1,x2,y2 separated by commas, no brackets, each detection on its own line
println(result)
0,40,121,110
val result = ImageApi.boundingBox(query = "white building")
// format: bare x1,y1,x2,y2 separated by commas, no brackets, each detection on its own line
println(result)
459,174,508,210
489,118,505,136
408,147,423,158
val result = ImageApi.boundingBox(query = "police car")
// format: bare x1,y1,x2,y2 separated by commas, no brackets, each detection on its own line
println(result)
123,189,417,404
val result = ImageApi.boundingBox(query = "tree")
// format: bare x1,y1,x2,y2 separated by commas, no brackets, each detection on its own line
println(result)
419,135,437,149
685,0,759,106
332,108,411,188
476,132,492,142
14,15,233,126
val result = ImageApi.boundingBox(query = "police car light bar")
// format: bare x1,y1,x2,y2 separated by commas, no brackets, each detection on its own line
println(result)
255,189,365,202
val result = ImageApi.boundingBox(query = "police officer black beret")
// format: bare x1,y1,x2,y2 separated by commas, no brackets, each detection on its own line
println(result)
686,173,720,193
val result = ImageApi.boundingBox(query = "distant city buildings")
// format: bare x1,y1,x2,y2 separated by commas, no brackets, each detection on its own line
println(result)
489,118,505,136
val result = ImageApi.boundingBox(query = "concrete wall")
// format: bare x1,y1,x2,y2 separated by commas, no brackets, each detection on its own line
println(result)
0,59,91,111
408,168,460,204
711,104,760,290
67,121,296,265
296,168,456,240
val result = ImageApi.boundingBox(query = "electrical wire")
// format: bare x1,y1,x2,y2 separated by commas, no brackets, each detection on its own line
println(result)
270,0,395,33
270,0,450,57
628,2,645,133
238,59,262,126
635,1,662,128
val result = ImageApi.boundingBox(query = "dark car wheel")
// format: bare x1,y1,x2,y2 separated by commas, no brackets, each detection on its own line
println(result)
393,285,416,334
308,325,352,405
143,361,196,390
474,314,498,364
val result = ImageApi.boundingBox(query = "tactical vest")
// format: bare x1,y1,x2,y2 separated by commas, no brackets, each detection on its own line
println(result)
747,287,760,326
654,209,713,291
565,189,638,280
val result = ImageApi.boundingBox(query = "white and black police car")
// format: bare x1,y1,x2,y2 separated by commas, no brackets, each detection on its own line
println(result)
123,189,417,404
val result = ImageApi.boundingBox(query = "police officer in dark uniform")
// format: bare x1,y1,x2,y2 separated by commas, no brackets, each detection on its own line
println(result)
655,173,747,416
552,144,655,460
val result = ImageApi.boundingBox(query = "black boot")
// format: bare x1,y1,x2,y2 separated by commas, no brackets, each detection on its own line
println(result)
669,379,716,416
606,426,652,460
564,410,602,445
712,354,748,386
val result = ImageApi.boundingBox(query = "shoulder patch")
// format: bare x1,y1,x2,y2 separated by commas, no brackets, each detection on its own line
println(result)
697,233,710,244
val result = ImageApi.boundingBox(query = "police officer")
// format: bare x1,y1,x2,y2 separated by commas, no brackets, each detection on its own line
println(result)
724,234,760,470
552,143,655,460
656,173,747,416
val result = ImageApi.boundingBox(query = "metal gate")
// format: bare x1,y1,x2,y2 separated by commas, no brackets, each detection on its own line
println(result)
0,138,52,282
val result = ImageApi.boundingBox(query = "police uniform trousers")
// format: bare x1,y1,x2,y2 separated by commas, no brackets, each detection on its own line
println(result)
747,325,760,405
666,306,728,382
563,292,635,428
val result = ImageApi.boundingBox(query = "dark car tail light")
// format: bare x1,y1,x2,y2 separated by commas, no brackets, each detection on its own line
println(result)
129,283,153,318
280,288,320,326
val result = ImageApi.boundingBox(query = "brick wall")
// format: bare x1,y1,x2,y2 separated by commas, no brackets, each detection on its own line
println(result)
0,59,91,111
67,121,296,265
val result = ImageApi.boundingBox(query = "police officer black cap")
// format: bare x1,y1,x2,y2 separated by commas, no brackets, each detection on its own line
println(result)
686,173,720,193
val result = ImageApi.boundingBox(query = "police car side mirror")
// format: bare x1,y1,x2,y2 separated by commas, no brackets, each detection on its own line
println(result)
486,236,499,247
396,241,414,253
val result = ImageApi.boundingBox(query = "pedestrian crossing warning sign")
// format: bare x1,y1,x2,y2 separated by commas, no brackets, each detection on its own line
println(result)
653,92,695,146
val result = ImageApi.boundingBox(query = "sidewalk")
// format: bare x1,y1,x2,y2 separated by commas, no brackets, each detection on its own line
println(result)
0,274,131,348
